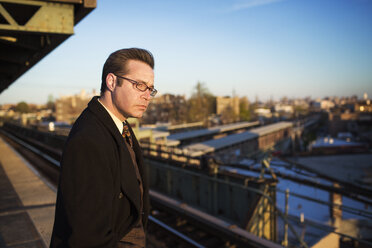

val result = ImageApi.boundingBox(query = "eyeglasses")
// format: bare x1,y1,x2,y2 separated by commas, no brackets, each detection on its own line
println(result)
114,74,158,97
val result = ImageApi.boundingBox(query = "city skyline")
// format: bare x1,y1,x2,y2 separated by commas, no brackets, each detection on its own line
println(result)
1,0,371,104
1,86,368,107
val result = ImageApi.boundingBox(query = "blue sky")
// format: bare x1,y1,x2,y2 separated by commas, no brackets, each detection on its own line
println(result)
1,0,371,104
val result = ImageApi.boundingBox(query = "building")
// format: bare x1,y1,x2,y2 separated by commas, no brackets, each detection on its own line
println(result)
309,137,368,154
216,96,240,117
254,108,272,118
142,93,187,124
55,90,95,124
312,99,335,111
274,104,294,114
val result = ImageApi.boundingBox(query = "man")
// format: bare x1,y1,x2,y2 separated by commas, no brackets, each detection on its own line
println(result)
50,48,156,247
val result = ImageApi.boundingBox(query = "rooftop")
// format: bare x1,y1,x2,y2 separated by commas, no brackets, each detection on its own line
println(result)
184,121,292,157
168,121,259,142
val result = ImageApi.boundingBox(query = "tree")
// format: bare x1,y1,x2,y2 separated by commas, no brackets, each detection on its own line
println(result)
15,101,29,113
46,94,55,110
187,82,215,123
168,95,188,124
239,97,251,121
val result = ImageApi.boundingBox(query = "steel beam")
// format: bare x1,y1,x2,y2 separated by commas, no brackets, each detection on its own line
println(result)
0,0,74,34
0,0,95,93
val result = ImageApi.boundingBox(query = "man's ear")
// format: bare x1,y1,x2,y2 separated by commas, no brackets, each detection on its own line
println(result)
106,73,116,92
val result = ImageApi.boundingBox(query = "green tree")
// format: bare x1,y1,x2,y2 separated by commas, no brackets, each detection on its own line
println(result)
46,94,55,110
239,97,251,121
15,101,29,113
187,82,215,123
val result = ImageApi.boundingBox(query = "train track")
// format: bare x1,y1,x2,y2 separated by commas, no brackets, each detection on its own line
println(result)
1,128,274,248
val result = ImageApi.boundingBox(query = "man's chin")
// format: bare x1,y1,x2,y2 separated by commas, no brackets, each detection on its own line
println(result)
131,112,144,119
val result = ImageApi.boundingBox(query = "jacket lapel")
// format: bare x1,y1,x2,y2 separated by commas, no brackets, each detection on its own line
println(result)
118,142,141,213
87,97,141,214
129,125,150,221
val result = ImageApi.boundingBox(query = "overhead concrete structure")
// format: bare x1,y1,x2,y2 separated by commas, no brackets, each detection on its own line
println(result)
0,0,96,93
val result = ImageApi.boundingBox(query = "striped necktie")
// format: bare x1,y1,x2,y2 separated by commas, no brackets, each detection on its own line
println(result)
122,122,133,148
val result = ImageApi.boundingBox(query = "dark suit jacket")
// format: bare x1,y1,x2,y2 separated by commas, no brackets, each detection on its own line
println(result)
50,96,149,247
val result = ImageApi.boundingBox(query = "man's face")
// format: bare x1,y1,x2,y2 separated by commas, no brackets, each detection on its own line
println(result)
111,60,154,120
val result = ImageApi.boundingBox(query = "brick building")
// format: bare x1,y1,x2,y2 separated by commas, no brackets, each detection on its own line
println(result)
55,90,95,124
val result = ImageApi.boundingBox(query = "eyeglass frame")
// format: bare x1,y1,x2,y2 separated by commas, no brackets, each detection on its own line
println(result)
113,73,158,97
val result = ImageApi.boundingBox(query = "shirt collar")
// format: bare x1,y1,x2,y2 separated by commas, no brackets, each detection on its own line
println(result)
98,98,123,134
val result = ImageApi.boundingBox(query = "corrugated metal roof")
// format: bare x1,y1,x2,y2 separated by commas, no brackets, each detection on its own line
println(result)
184,122,292,157
168,121,259,141
168,129,218,141
218,121,260,132
250,121,292,136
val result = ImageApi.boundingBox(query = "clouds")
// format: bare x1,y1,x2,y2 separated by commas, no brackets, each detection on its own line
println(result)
230,0,285,12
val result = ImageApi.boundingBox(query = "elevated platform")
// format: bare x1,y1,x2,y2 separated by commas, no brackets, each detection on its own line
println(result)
0,137,56,247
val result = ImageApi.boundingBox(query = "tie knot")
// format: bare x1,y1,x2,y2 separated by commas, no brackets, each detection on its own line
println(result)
122,122,133,147
122,122,130,136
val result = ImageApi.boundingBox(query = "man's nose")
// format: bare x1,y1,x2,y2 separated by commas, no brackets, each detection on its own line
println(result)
142,89,151,100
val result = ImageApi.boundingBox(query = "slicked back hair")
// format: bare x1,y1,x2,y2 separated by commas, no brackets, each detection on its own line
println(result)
100,48,154,95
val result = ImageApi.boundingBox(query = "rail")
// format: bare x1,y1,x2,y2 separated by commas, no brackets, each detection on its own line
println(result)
148,216,206,248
